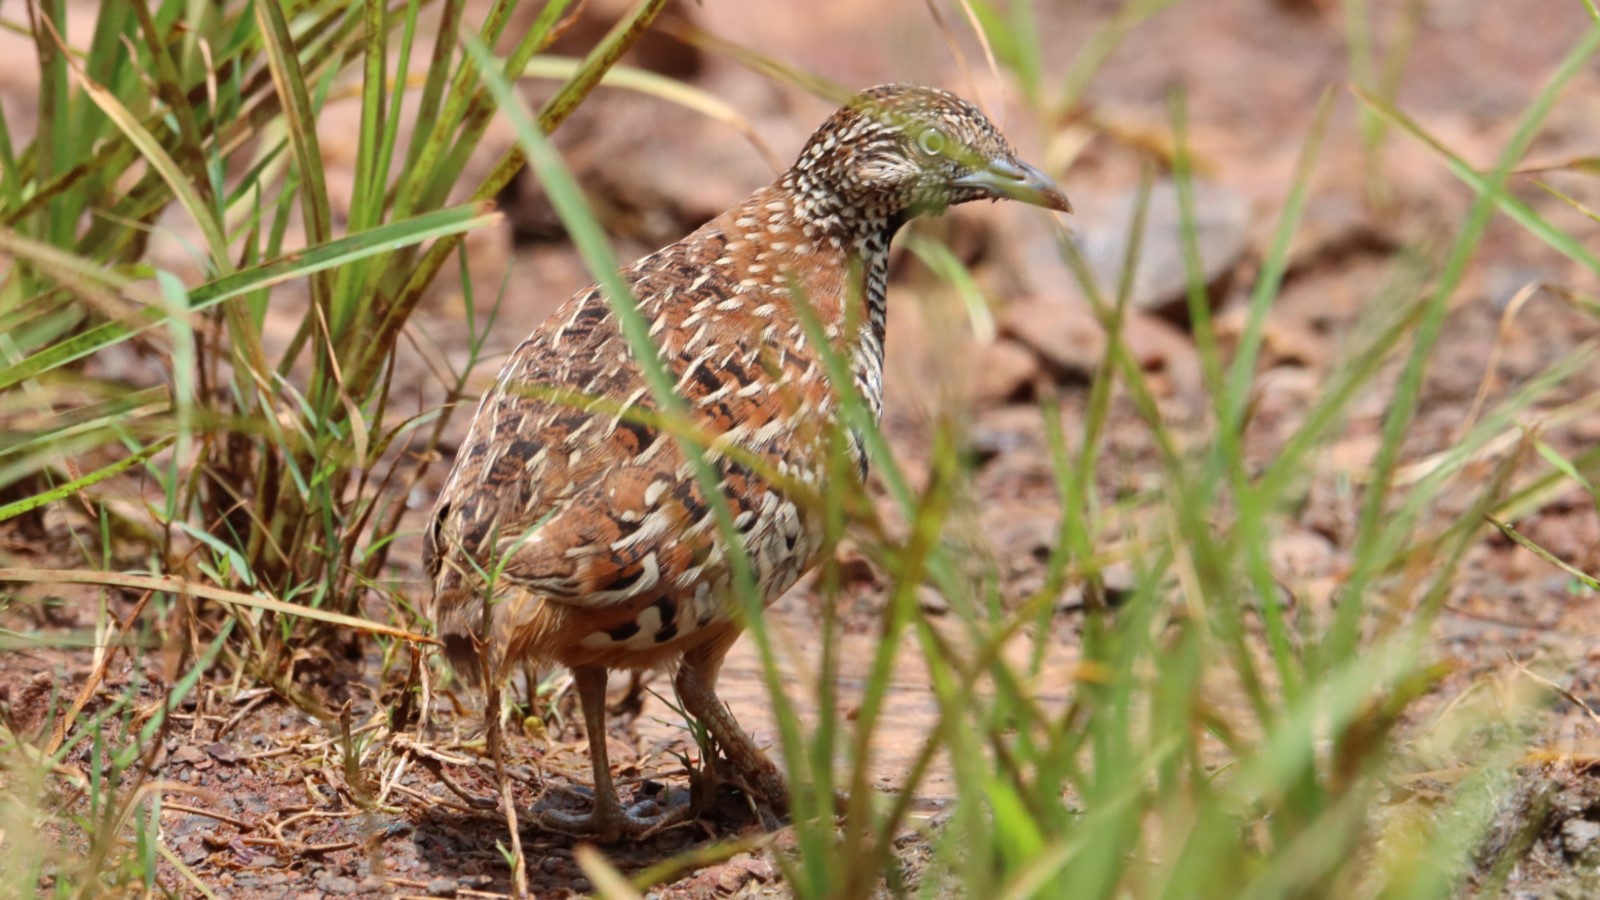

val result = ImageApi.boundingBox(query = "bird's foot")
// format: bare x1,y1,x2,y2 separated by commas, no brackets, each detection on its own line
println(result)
533,788,692,843
728,754,789,817
702,754,789,831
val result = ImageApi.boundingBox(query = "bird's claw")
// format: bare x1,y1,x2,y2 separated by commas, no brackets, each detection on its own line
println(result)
532,791,692,842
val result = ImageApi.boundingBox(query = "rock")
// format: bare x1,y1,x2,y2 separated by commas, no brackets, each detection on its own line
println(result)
999,293,1201,392
715,853,770,893
1059,564,1139,612
1270,528,1338,579
1561,816,1600,859
426,879,458,897
1246,366,1320,445
1259,311,1329,369
979,508,1059,574
1073,179,1252,323
998,294,1104,380
833,546,882,588
967,404,1046,466
1285,192,1394,271
968,339,1042,404
314,873,369,895
1121,312,1204,398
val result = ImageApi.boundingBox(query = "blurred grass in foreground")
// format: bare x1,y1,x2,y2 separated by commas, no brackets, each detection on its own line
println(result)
1,0,1599,898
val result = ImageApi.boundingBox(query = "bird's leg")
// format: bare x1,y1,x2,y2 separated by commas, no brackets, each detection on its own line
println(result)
536,665,689,842
675,638,789,817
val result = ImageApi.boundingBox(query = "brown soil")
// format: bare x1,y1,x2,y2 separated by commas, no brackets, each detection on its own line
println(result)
3,0,1599,896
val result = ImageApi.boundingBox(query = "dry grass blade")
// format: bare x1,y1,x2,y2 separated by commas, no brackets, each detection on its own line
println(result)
1482,515,1600,591
1455,280,1543,440
575,845,645,900
54,15,226,269
349,0,669,398
1513,155,1600,175
1505,653,1600,730
1529,177,1600,225
921,0,991,121
519,56,784,172
0,569,437,642
253,0,334,301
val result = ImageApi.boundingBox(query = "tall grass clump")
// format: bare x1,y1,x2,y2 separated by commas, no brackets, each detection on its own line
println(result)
1,0,662,892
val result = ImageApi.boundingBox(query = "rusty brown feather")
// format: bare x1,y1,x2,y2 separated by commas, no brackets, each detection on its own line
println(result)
425,83,1070,841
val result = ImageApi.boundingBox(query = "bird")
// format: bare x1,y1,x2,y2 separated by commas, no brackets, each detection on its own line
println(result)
424,83,1070,842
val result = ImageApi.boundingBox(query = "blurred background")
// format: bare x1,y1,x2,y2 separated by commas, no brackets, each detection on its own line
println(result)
2,0,1598,896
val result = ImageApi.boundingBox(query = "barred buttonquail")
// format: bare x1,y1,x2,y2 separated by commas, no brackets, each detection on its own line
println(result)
425,84,1070,841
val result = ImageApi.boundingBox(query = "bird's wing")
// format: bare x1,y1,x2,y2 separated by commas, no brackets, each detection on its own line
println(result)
426,228,836,613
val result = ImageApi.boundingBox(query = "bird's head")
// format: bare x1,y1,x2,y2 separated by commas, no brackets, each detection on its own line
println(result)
786,83,1071,232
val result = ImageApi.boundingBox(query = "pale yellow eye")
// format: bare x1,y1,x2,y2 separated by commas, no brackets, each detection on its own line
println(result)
916,129,947,157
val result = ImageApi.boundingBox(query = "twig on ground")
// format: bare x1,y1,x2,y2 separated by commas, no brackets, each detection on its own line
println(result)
1507,652,1600,729
162,801,257,832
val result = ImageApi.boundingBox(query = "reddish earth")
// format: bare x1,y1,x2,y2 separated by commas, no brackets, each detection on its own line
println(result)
3,0,1599,896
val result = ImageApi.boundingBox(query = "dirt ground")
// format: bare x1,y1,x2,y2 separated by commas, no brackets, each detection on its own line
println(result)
3,0,1600,896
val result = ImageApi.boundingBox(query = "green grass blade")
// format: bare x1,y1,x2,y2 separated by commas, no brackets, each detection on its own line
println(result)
1356,85,1600,274
1332,24,1600,662
0,437,174,523
0,203,499,391
254,0,336,323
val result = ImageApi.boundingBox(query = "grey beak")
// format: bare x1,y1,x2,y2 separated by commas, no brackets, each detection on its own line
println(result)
954,158,1073,213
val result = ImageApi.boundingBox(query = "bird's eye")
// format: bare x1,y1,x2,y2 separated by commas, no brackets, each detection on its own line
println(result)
916,129,947,158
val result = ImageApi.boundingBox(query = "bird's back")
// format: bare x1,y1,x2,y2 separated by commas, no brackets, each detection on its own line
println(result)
426,183,866,673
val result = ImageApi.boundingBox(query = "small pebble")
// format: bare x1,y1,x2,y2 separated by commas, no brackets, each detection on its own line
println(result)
315,873,363,895
1561,817,1600,857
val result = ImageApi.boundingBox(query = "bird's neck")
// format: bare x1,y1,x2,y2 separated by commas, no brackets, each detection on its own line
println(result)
760,174,906,424
780,167,904,243
850,227,893,425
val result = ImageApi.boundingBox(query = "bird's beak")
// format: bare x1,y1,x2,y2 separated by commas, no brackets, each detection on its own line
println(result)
955,157,1073,214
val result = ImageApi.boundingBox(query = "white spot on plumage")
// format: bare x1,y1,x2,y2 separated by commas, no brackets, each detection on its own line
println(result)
644,478,668,507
